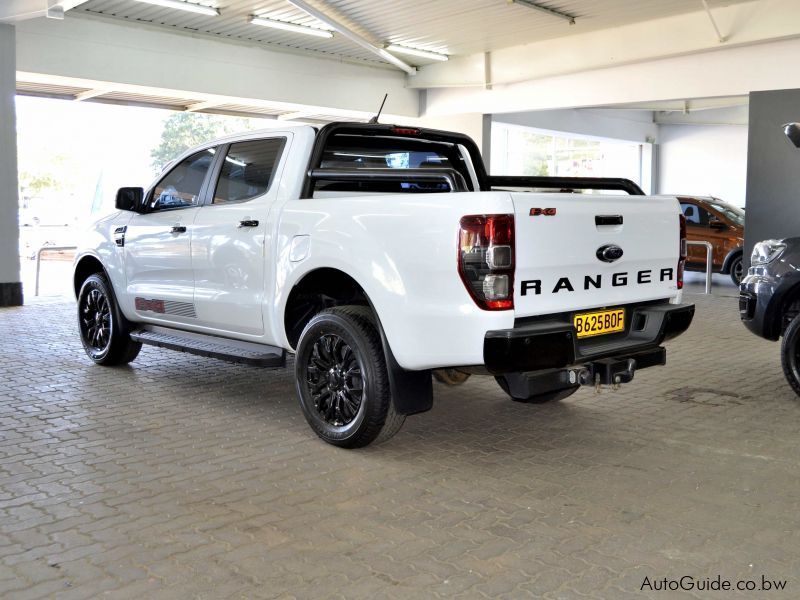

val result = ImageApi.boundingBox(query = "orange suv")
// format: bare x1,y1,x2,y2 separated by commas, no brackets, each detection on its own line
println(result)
678,196,745,285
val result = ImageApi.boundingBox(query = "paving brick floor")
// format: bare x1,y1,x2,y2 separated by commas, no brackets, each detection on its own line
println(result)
2,289,799,599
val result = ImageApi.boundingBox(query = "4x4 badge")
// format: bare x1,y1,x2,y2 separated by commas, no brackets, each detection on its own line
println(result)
597,244,624,263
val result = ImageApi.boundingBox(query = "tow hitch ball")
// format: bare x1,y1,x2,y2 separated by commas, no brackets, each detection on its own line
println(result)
575,358,637,393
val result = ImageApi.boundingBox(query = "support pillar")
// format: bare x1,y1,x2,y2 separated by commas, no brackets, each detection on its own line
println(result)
0,23,22,306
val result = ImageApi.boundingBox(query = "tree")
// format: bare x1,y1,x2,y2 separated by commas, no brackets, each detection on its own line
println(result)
19,170,60,196
18,154,76,197
150,112,256,172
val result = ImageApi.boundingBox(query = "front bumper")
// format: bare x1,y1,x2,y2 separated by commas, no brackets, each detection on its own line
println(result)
739,269,792,341
483,301,694,375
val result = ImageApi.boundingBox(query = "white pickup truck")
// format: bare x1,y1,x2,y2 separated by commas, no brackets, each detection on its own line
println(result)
73,122,694,447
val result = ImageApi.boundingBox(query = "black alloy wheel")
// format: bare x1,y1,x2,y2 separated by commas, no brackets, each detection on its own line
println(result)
295,306,404,448
306,333,364,427
730,256,744,286
77,273,141,366
80,287,112,358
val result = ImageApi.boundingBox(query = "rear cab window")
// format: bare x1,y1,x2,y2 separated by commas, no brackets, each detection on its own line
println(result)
309,126,479,196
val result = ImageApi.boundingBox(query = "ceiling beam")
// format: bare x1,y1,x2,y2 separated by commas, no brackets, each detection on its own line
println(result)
184,100,222,112
277,111,310,121
73,88,106,101
700,0,726,43
412,0,800,90
286,0,416,76
592,96,749,113
509,0,576,25
0,0,89,23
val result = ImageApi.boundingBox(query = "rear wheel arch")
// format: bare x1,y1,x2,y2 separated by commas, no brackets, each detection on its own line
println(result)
283,267,433,416
283,268,372,350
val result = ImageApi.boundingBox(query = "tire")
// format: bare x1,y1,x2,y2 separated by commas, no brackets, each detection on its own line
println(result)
433,368,471,386
495,376,579,404
77,273,141,366
729,255,744,286
781,314,800,397
295,305,404,448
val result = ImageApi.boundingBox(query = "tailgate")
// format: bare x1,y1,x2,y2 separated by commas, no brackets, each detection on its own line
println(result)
512,193,681,318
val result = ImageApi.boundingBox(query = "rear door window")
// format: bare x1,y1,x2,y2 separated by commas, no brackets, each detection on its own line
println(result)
213,138,286,204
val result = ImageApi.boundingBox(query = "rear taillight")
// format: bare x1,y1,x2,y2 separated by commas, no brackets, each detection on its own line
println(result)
678,213,687,290
458,214,515,310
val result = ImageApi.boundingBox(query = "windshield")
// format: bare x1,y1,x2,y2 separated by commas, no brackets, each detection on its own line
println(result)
709,201,745,226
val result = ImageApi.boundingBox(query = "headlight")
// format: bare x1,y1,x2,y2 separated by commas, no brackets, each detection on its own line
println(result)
751,239,786,266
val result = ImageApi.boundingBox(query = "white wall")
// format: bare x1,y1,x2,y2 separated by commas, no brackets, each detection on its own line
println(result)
425,36,800,117
494,109,657,144
657,124,748,207
491,109,657,192
415,112,490,158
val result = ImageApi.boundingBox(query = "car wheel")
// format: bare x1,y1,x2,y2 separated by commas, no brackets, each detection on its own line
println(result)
433,368,471,386
77,273,141,366
295,306,404,448
730,255,744,286
781,314,800,397
495,376,579,404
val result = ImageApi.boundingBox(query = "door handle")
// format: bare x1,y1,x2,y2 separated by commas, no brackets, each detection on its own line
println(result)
238,219,259,228
170,225,187,234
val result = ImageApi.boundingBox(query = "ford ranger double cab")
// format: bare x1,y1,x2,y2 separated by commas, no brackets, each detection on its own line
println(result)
73,123,694,447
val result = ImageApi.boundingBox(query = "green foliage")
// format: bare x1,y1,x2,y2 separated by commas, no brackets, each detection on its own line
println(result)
19,170,60,196
150,112,258,172
18,154,76,197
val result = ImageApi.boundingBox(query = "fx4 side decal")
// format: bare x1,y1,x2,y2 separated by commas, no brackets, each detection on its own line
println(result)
529,208,557,216
135,297,166,313
521,268,674,295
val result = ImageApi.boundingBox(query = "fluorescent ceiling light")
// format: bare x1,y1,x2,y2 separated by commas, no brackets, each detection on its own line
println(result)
225,156,247,167
133,0,219,16
385,44,449,62
250,17,333,38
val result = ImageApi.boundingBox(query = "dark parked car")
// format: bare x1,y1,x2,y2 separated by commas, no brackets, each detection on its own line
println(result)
739,122,800,395
678,196,745,285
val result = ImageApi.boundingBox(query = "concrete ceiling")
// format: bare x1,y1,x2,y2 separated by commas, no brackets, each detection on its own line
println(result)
9,0,794,124
61,0,754,67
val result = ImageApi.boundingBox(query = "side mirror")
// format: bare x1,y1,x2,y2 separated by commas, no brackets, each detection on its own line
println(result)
115,187,144,212
783,122,800,148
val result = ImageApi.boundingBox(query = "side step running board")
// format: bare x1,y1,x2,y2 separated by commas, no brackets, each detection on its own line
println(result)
130,326,286,367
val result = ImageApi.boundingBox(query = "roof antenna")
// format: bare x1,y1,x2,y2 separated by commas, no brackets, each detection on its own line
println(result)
368,94,388,124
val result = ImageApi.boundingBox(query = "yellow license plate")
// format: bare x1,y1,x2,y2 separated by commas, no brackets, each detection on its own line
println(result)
574,308,625,339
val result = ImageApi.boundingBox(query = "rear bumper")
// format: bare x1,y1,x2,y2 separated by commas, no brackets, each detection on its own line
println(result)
483,302,694,375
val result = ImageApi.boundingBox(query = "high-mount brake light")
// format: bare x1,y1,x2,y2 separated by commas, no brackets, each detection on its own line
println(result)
458,214,515,310
678,213,687,290
391,127,420,135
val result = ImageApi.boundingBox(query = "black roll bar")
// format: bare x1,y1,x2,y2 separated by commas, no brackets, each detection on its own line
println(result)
309,167,469,193
488,176,645,195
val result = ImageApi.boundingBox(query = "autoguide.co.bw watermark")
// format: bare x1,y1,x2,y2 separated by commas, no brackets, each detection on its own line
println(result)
641,574,787,593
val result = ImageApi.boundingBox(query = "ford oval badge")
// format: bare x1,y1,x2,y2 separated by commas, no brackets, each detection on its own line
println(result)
597,244,624,263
